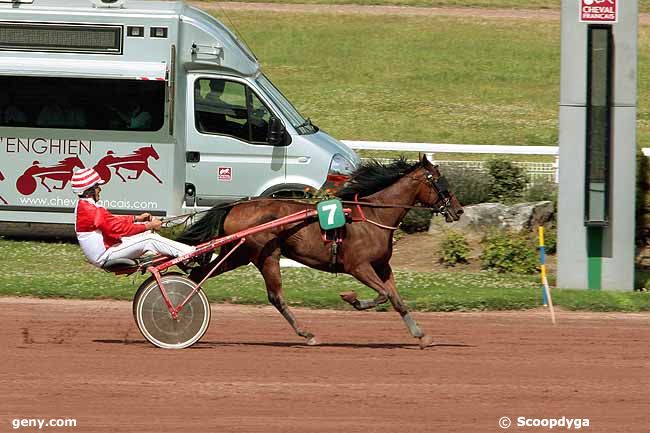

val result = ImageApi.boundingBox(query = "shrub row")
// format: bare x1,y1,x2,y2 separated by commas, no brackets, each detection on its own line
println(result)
439,228,554,274
441,158,557,206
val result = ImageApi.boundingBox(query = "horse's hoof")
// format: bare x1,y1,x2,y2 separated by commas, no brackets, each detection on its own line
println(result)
340,291,358,304
419,335,435,349
306,336,320,346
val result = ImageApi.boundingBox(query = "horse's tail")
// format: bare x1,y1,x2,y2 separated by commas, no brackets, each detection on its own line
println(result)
175,202,238,245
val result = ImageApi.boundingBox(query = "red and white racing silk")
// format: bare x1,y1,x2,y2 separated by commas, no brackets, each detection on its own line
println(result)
75,198,146,266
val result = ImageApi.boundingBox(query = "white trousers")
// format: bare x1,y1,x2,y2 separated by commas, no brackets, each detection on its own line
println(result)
99,231,195,266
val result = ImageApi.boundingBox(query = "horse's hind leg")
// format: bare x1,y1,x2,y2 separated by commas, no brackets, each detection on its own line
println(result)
256,250,318,346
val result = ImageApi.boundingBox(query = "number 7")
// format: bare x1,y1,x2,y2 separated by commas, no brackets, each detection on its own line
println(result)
322,203,338,225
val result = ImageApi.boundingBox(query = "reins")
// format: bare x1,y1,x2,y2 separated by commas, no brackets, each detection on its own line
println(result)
351,193,399,230
161,195,446,232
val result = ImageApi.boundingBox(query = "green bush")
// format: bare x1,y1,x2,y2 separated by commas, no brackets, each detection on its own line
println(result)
524,178,557,203
486,158,529,204
481,230,538,274
441,165,492,206
439,230,470,266
401,208,434,234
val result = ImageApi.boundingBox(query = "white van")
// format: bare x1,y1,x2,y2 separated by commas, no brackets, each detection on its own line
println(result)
0,0,359,235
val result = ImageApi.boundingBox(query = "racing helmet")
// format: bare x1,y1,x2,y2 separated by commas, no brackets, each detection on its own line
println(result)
71,168,105,195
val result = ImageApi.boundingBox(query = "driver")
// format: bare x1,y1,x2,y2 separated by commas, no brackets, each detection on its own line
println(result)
72,168,194,268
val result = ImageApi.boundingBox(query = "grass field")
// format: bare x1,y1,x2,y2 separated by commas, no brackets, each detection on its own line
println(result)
203,8,650,149
2,239,650,312
211,0,561,10
210,0,650,13
210,10,561,146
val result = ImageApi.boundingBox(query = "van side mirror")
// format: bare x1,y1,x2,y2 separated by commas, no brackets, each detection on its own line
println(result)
268,117,289,146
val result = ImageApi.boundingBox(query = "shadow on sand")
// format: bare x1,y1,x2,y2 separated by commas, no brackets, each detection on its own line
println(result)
93,339,473,350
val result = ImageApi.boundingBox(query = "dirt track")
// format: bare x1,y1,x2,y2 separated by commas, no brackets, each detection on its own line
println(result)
1,297,649,432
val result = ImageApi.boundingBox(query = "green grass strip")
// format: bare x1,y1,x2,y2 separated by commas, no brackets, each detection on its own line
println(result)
1,239,650,312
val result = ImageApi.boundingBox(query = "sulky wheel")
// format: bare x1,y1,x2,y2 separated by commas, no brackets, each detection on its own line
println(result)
132,272,211,349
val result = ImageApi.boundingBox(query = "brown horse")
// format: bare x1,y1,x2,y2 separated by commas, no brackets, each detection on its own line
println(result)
177,155,463,348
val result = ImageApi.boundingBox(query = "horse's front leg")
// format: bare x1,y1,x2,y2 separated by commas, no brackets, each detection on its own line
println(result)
379,266,434,349
341,262,390,311
142,166,163,184
53,179,69,190
257,252,318,346
339,290,388,311
348,263,433,349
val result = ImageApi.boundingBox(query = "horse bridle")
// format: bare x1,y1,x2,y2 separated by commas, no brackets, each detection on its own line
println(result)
423,172,453,217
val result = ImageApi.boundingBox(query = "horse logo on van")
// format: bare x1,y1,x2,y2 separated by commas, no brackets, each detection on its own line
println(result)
93,145,163,184
16,157,85,195
0,169,7,204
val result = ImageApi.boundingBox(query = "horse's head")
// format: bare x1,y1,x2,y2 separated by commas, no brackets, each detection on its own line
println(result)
414,155,463,222
61,156,85,169
145,145,160,160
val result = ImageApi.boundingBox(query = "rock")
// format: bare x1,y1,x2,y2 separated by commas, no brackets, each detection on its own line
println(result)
429,201,554,235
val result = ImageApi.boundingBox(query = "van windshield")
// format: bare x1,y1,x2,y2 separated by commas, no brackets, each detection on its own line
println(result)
256,74,318,135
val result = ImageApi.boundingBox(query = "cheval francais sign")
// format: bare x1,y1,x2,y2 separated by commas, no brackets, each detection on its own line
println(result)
580,0,618,23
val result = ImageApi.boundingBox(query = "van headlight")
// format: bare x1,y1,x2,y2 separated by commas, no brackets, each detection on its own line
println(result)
326,154,355,184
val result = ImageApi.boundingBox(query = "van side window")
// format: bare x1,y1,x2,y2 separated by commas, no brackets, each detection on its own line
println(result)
194,78,272,144
0,76,164,131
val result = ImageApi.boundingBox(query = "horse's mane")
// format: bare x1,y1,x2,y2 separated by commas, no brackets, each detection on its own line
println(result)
61,156,81,164
336,156,421,200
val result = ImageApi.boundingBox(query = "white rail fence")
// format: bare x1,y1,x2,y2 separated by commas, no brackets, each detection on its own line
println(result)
343,141,560,183
344,141,650,183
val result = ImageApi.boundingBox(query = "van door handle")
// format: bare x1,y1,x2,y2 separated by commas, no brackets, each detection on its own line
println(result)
186,151,200,163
